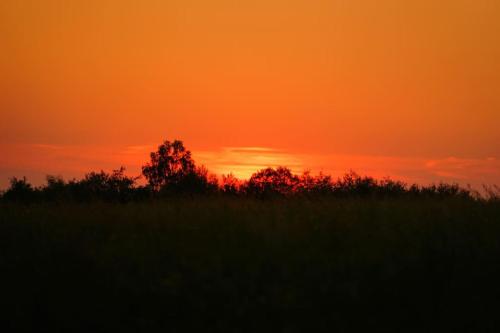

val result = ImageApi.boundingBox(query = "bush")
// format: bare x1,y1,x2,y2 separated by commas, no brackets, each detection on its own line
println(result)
2,177,37,202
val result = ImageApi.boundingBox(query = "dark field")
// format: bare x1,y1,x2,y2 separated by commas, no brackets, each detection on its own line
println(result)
1,197,500,332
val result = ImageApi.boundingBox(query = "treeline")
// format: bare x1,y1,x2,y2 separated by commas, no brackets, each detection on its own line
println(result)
1,139,495,203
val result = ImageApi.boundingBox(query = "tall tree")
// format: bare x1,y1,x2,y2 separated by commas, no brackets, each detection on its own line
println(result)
142,139,196,191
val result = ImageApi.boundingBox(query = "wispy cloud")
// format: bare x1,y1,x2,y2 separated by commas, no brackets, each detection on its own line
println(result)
31,144,64,150
424,156,500,181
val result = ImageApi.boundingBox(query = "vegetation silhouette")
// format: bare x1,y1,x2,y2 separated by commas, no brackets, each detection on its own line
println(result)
245,166,299,197
2,177,36,203
220,173,241,195
0,138,497,202
141,139,218,195
1,138,500,332
2,194,500,332
142,140,194,190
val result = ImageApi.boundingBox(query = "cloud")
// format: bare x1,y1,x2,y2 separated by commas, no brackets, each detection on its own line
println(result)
31,144,64,150
424,156,500,182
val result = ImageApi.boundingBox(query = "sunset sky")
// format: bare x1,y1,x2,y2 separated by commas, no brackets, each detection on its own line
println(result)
1,0,499,189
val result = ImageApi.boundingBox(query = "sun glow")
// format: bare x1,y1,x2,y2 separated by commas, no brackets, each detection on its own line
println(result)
195,147,303,180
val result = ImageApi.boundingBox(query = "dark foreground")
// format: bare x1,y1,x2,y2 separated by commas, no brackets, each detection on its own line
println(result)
1,197,500,332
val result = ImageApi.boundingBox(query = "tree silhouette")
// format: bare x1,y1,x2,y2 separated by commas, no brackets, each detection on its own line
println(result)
43,175,67,201
221,173,240,195
245,167,299,197
3,177,36,202
142,140,196,191
298,171,333,195
68,167,137,202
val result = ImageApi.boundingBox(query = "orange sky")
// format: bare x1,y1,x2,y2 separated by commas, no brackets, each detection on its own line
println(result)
1,0,499,189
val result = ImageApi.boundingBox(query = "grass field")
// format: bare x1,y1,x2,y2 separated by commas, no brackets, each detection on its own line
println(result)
1,197,500,332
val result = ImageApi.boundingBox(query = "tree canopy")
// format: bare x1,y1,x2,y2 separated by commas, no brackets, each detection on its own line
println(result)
142,140,196,191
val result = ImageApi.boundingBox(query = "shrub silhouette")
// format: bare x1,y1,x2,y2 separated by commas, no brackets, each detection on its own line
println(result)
37,168,137,202
297,171,333,196
42,175,67,201
333,171,378,196
69,167,137,202
221,173,240,195
3,177,36,202
483,185,500,201
377,178,407,196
